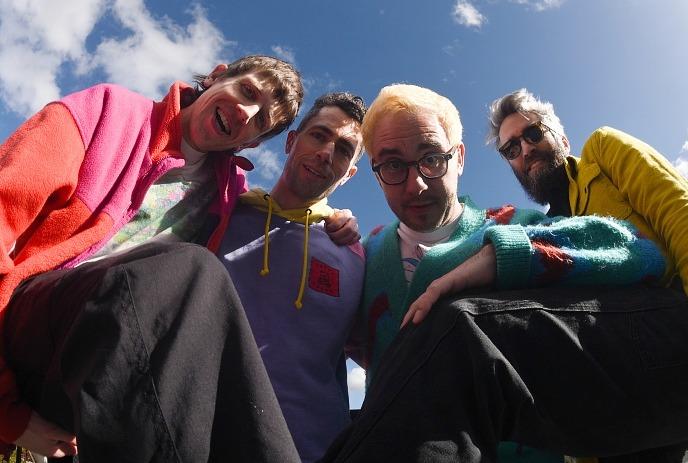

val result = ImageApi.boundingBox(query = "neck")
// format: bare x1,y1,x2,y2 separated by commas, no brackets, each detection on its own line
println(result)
439,199,463,229
270,181,320,210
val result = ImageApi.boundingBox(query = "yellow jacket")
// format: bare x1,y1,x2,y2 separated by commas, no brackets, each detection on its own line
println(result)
565,126,688,293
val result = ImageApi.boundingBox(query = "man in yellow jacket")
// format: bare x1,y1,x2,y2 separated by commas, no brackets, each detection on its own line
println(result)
488,88,688,463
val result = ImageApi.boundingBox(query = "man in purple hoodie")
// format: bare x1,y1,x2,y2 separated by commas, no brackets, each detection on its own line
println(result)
217,91,368,463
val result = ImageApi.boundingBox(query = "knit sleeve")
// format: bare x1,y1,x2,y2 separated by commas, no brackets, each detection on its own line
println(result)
482,225,533,289
521,215,665,287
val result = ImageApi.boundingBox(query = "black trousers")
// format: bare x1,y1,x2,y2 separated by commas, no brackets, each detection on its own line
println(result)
321,286,688,463
4,242,300,463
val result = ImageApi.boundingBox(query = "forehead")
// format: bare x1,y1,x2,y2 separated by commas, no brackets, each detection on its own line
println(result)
302,106,362,138
498,112,536,143
371,110,449,159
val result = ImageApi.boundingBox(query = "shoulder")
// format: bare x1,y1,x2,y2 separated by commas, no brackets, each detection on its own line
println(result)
60,83,153,115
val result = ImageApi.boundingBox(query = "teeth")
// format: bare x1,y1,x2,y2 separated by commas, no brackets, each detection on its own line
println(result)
215,108,230,135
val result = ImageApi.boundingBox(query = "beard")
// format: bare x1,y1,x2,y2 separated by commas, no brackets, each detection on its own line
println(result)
513,146,568,205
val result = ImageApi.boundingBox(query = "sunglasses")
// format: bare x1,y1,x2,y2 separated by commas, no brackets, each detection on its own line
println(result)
498,121,552,160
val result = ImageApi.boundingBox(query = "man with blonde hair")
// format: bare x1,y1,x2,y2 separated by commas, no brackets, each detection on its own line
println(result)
319,84,688,463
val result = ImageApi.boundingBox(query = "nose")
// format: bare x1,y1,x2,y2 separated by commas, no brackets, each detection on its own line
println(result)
315,142,335,164
404,167,428,195
520,138,535,158
236,103,260,126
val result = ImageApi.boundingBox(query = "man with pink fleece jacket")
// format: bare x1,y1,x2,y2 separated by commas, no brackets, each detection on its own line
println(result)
0,55,311,462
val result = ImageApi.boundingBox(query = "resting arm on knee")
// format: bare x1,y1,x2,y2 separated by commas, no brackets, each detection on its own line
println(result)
403,214,666,327
402,244,496,327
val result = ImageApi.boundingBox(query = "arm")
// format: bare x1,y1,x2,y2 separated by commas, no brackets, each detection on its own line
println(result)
0,103,86,445
403,244,496,327
405,214,665,325
324,208,361,246
584,127,688,293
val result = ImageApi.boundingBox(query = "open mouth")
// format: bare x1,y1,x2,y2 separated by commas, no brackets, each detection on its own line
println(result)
215,108,231,135
304,165,326,179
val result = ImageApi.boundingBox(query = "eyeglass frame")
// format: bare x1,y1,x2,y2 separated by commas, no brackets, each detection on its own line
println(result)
497,120,554,161
371,148,455,186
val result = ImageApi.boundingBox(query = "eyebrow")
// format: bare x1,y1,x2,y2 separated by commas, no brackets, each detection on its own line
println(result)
377,141,445,159
309,124,357,154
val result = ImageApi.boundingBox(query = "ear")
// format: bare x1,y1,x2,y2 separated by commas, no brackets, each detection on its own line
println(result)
455,143,466,176
285,130,298,155
560,134,570,153
205,63,229,87
339,165,358,187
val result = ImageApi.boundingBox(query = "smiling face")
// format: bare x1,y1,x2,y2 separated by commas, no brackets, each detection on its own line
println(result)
498,112,569,204
181,70,279,152
272,105,361,208
370,110,464,232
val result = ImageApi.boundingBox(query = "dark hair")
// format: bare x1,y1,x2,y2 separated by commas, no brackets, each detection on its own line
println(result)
296,92,367,161
193,55,304,142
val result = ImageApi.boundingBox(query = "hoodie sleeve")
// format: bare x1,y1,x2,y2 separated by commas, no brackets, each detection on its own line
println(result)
0,102,86,444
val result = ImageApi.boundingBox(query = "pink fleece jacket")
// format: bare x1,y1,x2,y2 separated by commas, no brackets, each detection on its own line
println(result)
0,82,248,446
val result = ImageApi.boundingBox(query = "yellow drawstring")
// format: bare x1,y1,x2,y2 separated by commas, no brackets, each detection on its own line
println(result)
260,194,273,276
294,208,312,309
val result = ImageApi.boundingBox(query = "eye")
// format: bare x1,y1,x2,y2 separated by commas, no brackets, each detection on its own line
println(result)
335,143,354,160
241,83,258,101
384,159,405,172
310,130,327,142
256,112,267,131
420,154,442,169
523,124,544,143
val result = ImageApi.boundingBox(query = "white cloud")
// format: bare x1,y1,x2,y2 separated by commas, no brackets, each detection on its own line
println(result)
453,1,486,28
508,0,566,11
270,45,296,64
674,156,688,178
89,0,230,100
241,145,284,181
0,0,232,117
347,367,366,391
682,140,688,152
0,0,105,115
302,72,342,97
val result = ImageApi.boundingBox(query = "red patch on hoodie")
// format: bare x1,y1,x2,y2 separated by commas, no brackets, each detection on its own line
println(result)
309,258,340,297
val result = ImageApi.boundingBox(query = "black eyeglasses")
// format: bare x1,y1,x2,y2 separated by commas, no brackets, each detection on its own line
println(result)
498,121,552,160
372,149,454,185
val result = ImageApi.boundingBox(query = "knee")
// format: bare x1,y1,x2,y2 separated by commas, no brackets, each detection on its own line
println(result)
155,243,231,288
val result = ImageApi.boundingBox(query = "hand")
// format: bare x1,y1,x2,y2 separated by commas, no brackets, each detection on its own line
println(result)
14,411,78,458
402,244,497,328
325,209,361,246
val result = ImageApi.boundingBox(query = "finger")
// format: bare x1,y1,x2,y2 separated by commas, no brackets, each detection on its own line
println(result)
401,307,415,328
325,210,352,231
44,423,76,443
328,222,361,246
408,294,434,325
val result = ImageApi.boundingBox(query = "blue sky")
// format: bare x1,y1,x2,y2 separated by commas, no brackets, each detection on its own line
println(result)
1,0,687,407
